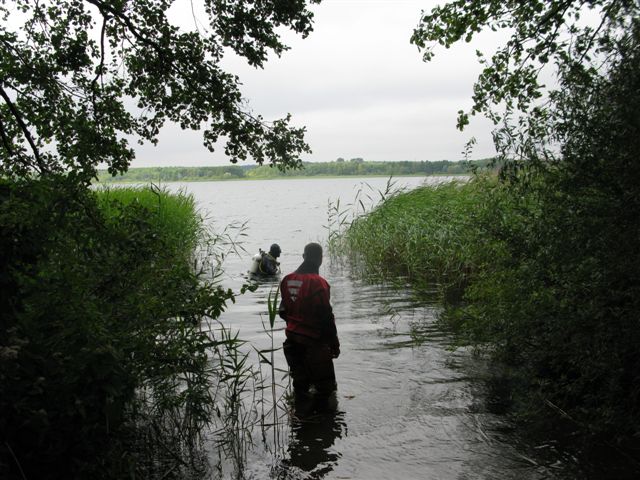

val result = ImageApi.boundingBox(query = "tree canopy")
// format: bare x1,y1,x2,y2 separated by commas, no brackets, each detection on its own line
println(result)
0,0,320,182
404,0,640,450
412,0,639,134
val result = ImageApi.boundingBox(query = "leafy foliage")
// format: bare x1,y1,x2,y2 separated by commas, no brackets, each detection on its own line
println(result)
0,0,320,182
340,4,640,449
0,178,236,478
412,0,640,131
473,30,640,434
1,1,324,477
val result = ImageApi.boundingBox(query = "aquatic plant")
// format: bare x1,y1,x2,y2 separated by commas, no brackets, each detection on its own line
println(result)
331,45,640,448
206,286,292,476
96,184,202,256
326,176,402,255
209,323,257,477
332,178,496,303
252,287,291,455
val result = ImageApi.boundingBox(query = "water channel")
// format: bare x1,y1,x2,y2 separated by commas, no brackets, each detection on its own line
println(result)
165,177,619,480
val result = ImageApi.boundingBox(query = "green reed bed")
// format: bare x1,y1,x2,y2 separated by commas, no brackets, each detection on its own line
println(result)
96,185,202,256
335,178,498,301
335,170,640,449
96,186,288,477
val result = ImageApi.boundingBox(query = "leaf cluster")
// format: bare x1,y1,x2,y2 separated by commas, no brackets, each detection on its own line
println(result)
462,39,640,441
0,177,236,478
0,0,319,183
411,0,639,129
340,25,640,448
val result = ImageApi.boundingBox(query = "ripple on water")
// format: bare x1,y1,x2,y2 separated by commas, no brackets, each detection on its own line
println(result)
184,176,585,479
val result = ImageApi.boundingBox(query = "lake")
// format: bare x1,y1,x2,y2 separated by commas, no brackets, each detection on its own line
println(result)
166,177,592,480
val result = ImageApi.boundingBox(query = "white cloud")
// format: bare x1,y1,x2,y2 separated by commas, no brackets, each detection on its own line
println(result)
133,0,502,168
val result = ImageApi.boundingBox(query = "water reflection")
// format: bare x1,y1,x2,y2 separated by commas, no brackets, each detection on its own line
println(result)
242,272,282,286
281,409,347,479
171,178,637,479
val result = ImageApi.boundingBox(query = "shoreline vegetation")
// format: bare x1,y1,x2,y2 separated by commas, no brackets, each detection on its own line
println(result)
1,179,254,478
96,159,492,183
324,3,640,475
331,167,640,465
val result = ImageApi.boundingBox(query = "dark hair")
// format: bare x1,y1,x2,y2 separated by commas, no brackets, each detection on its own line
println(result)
303,242,323,263
269,243,281,256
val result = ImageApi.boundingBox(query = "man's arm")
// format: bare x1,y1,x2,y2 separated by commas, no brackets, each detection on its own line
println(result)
312,285,340,357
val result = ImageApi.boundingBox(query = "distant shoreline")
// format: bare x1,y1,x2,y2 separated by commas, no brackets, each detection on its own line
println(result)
95,172,470,185
96,159,491,184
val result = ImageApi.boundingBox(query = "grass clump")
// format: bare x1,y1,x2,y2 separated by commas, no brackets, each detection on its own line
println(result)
334,178,498,302
96,184,202,257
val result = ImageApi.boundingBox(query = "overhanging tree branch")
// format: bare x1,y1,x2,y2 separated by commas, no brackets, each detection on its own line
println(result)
91,13,108,90
1,0,317,179
0,114,15,157
0,84,46,173
85,0,293,151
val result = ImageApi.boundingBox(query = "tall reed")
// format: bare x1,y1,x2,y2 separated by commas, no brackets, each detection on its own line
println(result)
96,184,202,256
332,177,496,302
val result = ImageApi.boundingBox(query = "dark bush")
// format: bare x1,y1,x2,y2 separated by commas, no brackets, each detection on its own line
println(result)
0,176,234,479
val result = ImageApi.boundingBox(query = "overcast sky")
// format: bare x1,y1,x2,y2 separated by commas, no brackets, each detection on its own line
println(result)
133,0,502,168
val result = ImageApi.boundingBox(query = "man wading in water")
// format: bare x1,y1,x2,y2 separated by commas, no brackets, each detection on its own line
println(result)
279,243,340,413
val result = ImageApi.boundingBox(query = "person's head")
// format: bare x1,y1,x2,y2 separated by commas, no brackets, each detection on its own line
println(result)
302,242,323,267
269,243,281,258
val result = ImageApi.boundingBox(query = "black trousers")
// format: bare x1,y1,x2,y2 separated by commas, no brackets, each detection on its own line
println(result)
283,338,337,398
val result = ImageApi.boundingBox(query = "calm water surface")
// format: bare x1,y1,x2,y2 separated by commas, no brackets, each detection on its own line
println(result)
167,177,587,480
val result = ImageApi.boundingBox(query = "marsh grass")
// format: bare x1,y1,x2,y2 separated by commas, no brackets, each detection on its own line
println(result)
331,178,495,302
97,187,290,478
2,177,300,479
96,184,202,256
327,177,402,254
333,165,640,453
203,286,292,477
209,323,257,477
96,188,292,475
259,287,290,443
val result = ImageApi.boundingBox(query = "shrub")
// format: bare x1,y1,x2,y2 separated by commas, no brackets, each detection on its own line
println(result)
0,177,234,479
334,36,640,442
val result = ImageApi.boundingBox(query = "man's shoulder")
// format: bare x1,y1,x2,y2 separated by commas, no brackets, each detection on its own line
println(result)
282,273,330,291
282,272,329,283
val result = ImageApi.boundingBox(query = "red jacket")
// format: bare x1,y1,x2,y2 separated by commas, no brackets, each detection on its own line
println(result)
279,271,339,347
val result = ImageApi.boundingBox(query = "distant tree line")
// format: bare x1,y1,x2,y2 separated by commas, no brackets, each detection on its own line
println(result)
97,159,492,183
